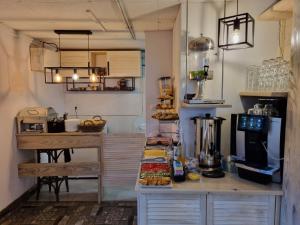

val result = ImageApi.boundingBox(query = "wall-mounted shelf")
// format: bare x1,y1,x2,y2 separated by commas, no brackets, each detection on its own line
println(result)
66,76,136,92
258,0,293,21
239,91,288,97
181,102,232,109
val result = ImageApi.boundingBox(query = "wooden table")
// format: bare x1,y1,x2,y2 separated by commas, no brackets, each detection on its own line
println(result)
16,132,103,203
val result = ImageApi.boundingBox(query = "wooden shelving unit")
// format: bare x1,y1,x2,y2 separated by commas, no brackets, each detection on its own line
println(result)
181,102,232,109
239,91,288,97
258,0,293,21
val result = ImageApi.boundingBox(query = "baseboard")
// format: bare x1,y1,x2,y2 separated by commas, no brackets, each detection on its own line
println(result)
0,185,36,219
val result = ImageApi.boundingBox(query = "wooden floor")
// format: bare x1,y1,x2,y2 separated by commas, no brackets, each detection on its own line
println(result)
0,201,137,225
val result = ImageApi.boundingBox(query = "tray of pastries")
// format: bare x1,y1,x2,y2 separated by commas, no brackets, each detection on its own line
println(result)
146,136,172,146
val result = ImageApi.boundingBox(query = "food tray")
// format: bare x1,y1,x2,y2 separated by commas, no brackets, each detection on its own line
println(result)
138,166,173,188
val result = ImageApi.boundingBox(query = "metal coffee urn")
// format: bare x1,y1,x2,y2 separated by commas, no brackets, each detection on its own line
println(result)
192,113,225,178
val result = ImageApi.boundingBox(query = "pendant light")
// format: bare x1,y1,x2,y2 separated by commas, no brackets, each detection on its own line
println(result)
44,30,106,84
54,69,62,82
90,68,98,82
72,68,79,81
218,0,255,50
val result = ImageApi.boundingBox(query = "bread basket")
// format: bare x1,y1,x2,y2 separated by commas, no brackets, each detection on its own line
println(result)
78,116,106,132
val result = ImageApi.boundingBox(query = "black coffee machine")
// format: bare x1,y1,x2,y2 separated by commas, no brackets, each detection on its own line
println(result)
230,99,286,184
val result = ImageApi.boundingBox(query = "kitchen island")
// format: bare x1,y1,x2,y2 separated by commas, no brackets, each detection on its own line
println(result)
135,173,282,225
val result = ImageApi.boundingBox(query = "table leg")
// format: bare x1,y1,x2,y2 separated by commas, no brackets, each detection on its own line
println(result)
36,150,41,200
97,146,103,204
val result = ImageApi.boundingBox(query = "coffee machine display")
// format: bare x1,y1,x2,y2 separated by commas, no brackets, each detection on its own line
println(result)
192,114,225,178
231,110,285,184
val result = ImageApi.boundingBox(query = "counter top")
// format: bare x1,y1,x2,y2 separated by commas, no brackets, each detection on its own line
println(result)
135,172,283,196
16,131,103,136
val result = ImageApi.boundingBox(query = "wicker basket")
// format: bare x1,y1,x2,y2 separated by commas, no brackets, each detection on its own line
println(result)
78,116,106,132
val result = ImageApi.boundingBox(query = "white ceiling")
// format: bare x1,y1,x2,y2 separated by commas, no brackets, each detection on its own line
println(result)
0,0,182,48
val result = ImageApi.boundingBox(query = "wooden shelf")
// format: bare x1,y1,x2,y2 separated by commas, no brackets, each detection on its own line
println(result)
258,0,293,21
239,91,288,97
18,162,100,177
181,102,232,109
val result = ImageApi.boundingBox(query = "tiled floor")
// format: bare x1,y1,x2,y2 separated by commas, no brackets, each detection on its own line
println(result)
0,201,137,225
0,180,137,225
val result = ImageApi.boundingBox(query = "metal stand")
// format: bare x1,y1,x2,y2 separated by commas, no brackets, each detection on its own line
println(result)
36,149,71,201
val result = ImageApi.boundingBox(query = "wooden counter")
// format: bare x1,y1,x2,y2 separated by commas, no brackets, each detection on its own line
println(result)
135,172,282,196
16,132,103,203
135,173,282,225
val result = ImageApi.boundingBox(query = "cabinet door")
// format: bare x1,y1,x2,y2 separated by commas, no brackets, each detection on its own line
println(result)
61,51,89,67
207,194,276,225
107,51,141,77
138,193,206,225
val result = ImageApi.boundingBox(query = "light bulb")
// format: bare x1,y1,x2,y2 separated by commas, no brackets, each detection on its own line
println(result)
90,73,97,82
54,69,62,82
232,17,241,44
72,69,79,81
232,29,240,44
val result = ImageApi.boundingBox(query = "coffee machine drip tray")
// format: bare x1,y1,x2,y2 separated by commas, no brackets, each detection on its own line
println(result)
235,162,280,184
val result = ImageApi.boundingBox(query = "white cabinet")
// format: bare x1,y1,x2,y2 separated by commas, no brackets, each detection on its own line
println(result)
206,194,278,225
138,193,206,225
137,193,281,225
107,51,141,77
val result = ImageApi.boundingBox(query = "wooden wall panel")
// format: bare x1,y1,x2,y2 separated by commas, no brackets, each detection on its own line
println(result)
282,1,300,224
102,133,145,187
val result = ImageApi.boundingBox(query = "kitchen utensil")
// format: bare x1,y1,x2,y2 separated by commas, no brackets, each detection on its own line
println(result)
64,118,81,132
47,118,65,133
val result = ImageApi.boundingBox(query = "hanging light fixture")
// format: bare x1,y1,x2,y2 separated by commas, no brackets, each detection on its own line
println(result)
90,68,98,82
218,0,255,50
44,30,106,84
54,69,62,82
72,68,79,81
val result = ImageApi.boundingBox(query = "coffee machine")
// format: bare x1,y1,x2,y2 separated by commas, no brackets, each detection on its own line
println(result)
192,114,225,178
231,113,285,184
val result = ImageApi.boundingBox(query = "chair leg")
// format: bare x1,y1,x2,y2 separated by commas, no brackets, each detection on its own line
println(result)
48,152,52,192
36,177,41,200
65,176,69,192
55,177,60,202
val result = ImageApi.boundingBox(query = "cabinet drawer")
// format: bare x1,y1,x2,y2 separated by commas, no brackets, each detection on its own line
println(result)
207,194,276,225
138,194,206,225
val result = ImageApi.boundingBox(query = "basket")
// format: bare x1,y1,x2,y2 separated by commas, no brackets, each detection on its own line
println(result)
78,116,106,132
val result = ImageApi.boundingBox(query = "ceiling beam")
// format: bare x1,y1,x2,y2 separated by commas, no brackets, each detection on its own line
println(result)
114,0,136,40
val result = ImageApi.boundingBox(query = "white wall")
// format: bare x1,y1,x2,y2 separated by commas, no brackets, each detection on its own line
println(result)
0,24,64,211
145,31,173,136
174,0,279,157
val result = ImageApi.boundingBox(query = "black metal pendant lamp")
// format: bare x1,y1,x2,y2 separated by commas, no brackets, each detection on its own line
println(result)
44,30,106,84
218,0,255,50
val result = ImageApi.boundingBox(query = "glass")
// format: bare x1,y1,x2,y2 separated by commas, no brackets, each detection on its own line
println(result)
247,57,290,91
247,65,259,90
